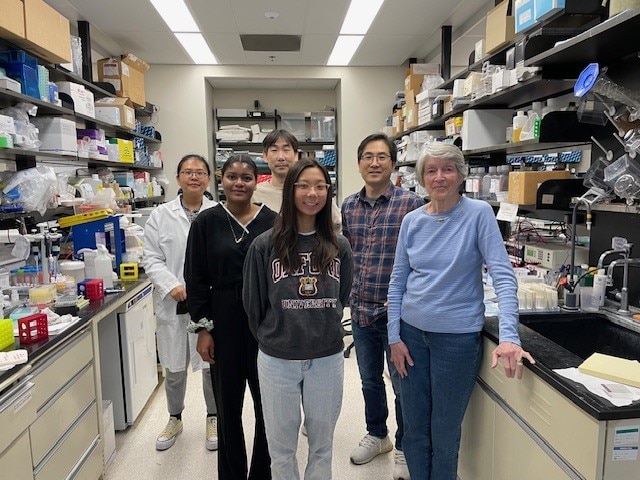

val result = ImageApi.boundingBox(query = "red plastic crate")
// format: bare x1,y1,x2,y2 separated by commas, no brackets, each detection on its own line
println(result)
18,313,49,345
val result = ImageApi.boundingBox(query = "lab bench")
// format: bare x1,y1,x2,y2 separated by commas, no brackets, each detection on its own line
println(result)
459,310,640,480
0,278,152,480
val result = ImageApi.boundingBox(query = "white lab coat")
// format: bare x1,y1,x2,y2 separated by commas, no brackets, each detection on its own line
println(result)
142,195,216,373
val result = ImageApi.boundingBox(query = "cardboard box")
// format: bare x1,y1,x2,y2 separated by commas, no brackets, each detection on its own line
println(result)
535,0,565,22
0,0,25,39
13,0,71,63
461,109,513,151
507,170,571,205
97,53,149,108
95,97,136,130
56,82,95,118
391,111,404,137
486,0,516,54
462,72,483,97
404,104,419,129
31,117,77,155
445,116,463,137
404,74,424,96
515,0,536,33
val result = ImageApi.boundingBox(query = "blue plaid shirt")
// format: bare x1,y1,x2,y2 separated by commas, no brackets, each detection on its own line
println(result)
342,182,424,326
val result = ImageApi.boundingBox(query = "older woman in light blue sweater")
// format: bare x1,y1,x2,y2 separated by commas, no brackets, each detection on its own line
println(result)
387,143,534,480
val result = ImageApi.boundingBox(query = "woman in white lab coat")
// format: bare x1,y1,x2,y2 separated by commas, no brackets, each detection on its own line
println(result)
142,154,218,451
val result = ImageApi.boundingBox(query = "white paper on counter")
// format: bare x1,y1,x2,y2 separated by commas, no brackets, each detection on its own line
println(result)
554,367,640,407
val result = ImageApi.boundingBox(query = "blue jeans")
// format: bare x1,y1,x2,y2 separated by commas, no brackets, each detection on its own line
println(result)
352,316,404,449
257,350,344,480
399,321,482,480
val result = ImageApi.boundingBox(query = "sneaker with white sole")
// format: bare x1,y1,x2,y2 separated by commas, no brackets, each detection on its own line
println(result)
393,449,410,480
301,423,307,437
350,434,393,465
206,416,218,451
156,417,183,451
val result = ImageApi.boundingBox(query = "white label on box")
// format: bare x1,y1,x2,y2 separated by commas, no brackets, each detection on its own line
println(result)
121,63,130,76
612,446,638,461
126,109,135,126
614,426,640,447
519,10,532,23
102,63,120,76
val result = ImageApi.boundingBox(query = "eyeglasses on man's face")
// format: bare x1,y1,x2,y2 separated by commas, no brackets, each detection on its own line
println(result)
360,153,391,163
180,169,209,178
294,183,331,193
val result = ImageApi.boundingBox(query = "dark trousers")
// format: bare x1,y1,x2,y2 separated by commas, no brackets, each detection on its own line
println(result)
209,289,271,480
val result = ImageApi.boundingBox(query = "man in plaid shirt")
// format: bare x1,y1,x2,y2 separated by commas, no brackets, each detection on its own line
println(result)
342,133,424,479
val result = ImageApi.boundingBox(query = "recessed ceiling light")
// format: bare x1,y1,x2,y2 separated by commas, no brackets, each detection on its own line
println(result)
265,11,279,19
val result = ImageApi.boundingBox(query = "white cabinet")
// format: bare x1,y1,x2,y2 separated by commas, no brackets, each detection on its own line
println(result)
28,328,100,480
460,337,640,479
0,431,33,480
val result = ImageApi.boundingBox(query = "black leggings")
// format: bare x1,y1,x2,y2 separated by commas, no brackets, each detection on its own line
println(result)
209,289,271,480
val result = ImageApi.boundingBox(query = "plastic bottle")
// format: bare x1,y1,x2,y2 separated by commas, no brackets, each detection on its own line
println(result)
483,166,498,200
474,168,486,200
512,111,527,143
95,244,114,288
465,168,476,197
593,268,608,307
87,173,103,196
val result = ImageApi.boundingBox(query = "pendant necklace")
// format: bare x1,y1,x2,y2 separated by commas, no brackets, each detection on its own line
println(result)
225,210,248,244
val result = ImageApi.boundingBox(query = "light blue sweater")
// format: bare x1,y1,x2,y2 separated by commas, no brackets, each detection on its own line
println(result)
387,197,520,345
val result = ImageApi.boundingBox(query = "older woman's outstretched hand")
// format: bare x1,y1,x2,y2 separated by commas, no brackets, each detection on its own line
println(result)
491,341,535,379
390,342,414,378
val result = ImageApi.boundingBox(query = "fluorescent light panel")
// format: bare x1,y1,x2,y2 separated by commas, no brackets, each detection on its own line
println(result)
175,33,218,64
327,35,363,66
340,0,384,35
149,0,199,32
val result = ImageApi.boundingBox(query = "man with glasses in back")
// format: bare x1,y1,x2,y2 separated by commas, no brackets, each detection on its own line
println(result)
253,129,342,233
342,133,424,480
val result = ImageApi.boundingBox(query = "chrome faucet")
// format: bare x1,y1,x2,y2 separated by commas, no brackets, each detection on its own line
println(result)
597,245,630,270
606,256,640,313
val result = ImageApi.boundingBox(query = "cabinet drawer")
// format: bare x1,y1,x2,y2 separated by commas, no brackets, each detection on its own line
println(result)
0,430,33,480
480,338,604,479
34,402,99,480
30,365,96,466
31,330,93,410
0,378,36,454
70,439,103,480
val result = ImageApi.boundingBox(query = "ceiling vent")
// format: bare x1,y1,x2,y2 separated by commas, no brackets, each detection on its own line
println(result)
240,35,301,52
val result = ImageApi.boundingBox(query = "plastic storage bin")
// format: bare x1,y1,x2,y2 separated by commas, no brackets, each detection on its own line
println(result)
280,113,306,140
310,112,335,141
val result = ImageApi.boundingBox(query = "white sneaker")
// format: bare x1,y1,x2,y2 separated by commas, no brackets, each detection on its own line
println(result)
206,416,218,451
156,417,183,451
350,434,393,465
393,449,410,480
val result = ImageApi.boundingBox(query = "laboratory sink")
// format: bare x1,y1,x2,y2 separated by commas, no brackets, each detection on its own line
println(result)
519,313,640,362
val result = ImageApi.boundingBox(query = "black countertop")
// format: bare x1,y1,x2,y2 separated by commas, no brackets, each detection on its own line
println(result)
483,312,640,421
0,278,150,388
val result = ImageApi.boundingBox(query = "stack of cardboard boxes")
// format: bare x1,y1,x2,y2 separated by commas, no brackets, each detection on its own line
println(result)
0,0,72,64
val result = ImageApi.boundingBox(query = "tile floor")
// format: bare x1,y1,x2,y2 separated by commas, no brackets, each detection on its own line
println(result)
104,340,402,479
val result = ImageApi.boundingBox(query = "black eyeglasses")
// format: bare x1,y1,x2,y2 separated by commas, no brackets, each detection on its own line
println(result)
360,153,391,163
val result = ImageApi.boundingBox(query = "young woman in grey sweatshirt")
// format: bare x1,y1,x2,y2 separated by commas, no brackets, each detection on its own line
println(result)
243,159,353,480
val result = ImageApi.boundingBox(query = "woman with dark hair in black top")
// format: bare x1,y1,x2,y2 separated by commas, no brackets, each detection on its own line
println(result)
185,154,276,480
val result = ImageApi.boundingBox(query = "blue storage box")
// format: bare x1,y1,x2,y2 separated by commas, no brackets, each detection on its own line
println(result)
535,0,565,22
514,0,536,33
0,50,38,68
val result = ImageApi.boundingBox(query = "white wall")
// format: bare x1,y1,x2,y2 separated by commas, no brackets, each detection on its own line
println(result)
144,65,404,202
